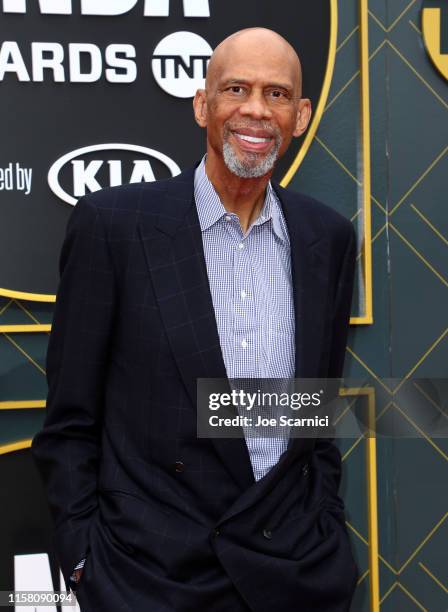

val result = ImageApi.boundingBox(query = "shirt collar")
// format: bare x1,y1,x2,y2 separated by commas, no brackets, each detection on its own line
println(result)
194,156,288,244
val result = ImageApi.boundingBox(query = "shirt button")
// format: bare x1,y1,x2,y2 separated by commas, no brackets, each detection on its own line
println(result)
238,242,245,250
225,215,231,221
241,290,247,299
241,339,248,348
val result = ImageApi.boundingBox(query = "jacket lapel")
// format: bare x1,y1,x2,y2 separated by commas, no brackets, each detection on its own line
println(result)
272,182,331,380
272,183,331,457
139,167,255,490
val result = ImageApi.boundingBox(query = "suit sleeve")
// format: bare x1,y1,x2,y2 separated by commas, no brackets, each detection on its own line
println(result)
31,195,116,589
314,222,357,499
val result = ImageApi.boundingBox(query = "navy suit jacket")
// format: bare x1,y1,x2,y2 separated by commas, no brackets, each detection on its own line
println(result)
32,164,358,612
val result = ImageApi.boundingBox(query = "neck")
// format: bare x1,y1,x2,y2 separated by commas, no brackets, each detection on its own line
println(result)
204,153,272,234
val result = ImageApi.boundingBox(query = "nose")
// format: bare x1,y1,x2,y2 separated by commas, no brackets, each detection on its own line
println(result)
239,89,272,120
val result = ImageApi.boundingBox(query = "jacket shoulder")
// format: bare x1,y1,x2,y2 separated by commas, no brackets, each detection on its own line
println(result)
274,183,355,242
76,164,197,213
75,179,170,212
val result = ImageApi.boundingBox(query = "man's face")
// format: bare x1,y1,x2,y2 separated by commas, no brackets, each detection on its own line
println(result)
195,37,308,179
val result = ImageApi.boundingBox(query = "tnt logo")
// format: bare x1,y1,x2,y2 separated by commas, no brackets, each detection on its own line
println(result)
422,0,448,80
151,31,212,98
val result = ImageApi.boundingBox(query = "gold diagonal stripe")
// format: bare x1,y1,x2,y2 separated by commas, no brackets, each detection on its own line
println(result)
341,400,392,461
419,562,448,594
337,25,359,53
14,300,43,325
316,136,361,185
345,347,392,392
351,209,362,222
369,0,418,33
325,71,360,112
357,223,387,261
390,146,448,215
368,10,387,32
313,137,387,215
396,582,428,612
388,41,448,111
0,299,13,316
387,0,418,31
392,401,448,462
411,204,448,247
409,20,421,35
0,298,45,326
413,381,448,420
3,334,46,375
325,40,386,112
375,401,393,420
372,223,387,243
341,435,364,462
346,520,368,545
333,395,358,425
371,194,386,212
397,328,448,385
397,511,448,574
357,569,369,585
380,582,397,604
390,224,448,288
341,402,392,461
346,521,397,574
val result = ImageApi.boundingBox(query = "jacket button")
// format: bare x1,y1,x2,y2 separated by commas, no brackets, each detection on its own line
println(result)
262,529,272,540
174,461,184,473
302,462,309,476
213,528,220,536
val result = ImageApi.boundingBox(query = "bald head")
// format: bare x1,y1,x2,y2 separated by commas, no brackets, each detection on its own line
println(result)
205,28,303,97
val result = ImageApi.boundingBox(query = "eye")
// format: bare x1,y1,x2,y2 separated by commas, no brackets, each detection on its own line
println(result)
225,85,246,95
268,89,290,100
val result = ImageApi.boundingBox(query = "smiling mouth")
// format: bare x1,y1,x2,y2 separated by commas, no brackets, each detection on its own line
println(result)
231,131,275,152
234,133,273,144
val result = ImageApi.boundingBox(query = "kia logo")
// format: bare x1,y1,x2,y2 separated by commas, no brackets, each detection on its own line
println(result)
48,143,181,206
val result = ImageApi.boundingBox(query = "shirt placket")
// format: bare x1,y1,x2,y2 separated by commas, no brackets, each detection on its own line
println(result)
229,224,256,379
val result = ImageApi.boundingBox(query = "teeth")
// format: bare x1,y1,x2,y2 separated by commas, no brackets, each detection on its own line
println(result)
236,133,270,143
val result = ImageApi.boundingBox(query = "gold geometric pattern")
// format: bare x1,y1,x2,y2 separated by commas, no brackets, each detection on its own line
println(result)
310,1,448,610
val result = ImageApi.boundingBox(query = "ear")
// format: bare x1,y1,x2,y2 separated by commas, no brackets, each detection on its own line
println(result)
292,98,312,138
193,89,208,128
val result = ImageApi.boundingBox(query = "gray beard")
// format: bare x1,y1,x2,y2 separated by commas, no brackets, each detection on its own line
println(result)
222,131,282,178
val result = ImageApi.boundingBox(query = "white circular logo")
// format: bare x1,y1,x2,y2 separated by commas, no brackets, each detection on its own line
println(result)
151,31,212,98
48,143,181,206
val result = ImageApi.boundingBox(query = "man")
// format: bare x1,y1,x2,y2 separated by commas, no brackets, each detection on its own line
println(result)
32,28,358,611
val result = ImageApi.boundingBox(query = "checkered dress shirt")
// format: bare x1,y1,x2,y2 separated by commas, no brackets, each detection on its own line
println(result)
194,157,296,481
